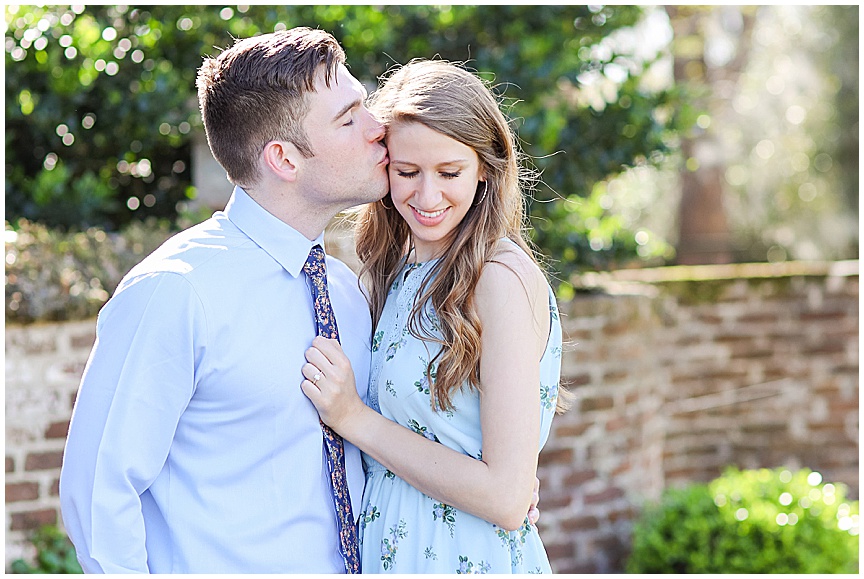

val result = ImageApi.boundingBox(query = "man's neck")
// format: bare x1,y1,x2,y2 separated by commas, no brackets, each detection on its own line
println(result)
243,185,335,242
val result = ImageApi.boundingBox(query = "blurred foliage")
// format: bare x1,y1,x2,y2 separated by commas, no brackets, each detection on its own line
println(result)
5,5,682,288
5,218,172,323
626,467,860,573
10,525,83,574
702,5,859,263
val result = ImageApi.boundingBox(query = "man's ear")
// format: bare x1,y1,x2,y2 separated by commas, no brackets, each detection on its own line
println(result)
261,140,300,182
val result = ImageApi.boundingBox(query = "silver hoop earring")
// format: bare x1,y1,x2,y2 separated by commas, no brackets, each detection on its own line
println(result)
475,181,488,206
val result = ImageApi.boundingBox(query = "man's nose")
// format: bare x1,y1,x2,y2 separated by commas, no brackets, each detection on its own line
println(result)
366,114,385,143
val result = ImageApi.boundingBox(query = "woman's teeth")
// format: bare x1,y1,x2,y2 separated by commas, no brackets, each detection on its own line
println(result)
415,207,446,218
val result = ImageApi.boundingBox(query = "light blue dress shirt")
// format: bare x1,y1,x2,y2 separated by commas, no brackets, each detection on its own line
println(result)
59,186,371,573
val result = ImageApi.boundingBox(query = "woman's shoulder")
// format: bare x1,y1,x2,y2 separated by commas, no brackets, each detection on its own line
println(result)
476,238,549,306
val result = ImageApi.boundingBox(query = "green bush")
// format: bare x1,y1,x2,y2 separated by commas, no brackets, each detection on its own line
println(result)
627,467,859,573
5,218,173,323
10,525,82,574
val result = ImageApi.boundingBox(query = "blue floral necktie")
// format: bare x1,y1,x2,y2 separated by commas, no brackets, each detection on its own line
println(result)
302,245,361,574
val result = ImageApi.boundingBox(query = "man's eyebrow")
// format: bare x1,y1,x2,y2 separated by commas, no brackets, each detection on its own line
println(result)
332,97,362,123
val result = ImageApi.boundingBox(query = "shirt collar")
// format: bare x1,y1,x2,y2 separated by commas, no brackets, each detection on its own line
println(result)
224,186,324,278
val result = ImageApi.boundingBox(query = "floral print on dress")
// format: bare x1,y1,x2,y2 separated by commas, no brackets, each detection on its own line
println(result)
432,502,457,538
358,247,560,573
414,358,437,395
372,330,384,353
385,380,398,397
360,506,381,532
540,382,559,411
385,337,407,361
381,519,407,571
408,419,440,442
457,555,491,574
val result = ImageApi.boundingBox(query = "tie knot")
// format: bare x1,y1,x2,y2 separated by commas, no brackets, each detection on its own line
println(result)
303,245,327,281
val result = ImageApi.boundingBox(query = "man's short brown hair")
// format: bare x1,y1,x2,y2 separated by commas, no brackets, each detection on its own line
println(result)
196,27,345,187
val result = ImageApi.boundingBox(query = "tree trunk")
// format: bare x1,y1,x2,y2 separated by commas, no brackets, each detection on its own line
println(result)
666,6,749,265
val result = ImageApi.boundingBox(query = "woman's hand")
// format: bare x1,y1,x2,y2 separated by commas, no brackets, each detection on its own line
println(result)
301,336,366,434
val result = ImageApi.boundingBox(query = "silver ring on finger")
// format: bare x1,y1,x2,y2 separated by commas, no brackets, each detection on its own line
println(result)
313,371,323,385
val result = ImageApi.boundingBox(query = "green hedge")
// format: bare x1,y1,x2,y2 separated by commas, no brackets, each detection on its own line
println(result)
627,467,859,573
10,525,82,574
5,219,173,323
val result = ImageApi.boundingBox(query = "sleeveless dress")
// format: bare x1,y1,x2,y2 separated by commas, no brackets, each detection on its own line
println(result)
358,250,563,574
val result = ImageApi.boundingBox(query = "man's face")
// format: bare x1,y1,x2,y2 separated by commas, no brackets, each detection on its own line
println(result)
297,63,389,209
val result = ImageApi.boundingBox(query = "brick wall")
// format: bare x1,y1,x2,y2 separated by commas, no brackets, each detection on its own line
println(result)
5,320,95,566
5,261,858,572
535,260,859,573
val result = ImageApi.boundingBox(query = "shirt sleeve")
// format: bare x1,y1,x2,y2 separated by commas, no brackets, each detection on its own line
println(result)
59,271,207,573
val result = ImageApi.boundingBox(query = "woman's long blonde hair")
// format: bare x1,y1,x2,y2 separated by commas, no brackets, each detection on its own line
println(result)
355,60,566,413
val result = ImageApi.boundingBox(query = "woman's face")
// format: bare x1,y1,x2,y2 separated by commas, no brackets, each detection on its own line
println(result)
386,122,484,262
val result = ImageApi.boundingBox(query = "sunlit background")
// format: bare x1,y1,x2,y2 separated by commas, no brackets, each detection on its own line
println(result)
4,5,859,574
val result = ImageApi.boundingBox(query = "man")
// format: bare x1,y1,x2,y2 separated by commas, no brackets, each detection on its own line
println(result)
60,27,538,573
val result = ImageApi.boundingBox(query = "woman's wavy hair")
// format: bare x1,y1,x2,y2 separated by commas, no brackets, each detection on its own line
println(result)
355,59,569,414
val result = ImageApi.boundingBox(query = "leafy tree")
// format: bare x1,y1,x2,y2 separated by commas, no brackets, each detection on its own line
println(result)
5,5,681,284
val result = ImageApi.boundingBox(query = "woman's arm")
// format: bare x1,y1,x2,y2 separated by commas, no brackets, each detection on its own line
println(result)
302,251,550,531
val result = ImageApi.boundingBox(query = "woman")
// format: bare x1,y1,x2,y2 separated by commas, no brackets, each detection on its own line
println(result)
301,60,568,573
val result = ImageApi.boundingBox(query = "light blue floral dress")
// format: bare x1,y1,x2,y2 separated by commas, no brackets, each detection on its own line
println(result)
359,250,563,574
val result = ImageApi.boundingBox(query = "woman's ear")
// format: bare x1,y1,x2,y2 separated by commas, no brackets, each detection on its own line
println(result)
261,140,300,182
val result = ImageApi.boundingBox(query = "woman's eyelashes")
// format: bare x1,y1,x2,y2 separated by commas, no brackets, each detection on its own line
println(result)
395,170,461,179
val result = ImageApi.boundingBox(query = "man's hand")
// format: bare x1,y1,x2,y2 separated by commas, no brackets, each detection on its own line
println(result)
528,476,541,525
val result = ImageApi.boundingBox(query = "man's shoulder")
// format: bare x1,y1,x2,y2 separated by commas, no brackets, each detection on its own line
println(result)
124,214,246,278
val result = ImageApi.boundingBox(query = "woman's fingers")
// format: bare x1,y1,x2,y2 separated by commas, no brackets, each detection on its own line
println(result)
301,362,324,388
305,346,334,375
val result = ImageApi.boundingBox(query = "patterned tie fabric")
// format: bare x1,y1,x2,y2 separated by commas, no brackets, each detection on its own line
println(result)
302,245,361,574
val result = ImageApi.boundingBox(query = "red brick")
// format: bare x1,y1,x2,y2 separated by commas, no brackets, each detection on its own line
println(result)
50,478,61,496
6,481,39,502
738,313,779,323
10,508,57,531
70,330,96,350
611,460,631,476
804,340,846,355
697,313,723,324
553,422,590,438
730,345,773,359
564,469,597,487
6,456,14,473
538,448,573,467
603,321,630,336
602,370,628,383
25,451,64,471
605,416,630,432
543,541,575,561
561,515,599,531
608,506,638,523
800,310,847,321
580,396,613,412
584,486,624,505
536,493,573,509
45,420,70,439
563,374,591,387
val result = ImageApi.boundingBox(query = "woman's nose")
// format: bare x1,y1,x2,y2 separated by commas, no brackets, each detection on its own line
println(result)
415,178,442,207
